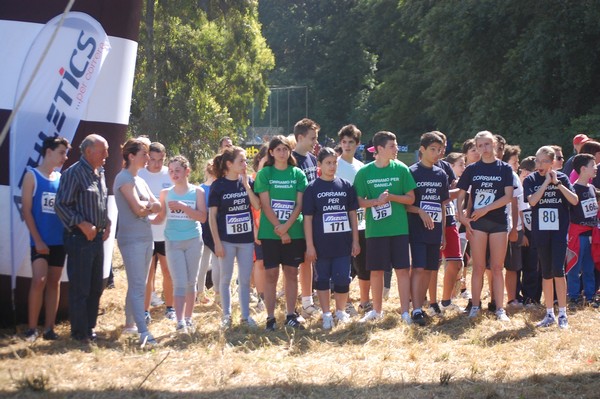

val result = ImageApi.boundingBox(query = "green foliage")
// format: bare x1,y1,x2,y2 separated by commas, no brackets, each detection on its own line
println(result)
130,0,274,169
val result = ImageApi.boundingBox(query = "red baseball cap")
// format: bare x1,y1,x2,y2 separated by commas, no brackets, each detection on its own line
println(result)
573,134,591,146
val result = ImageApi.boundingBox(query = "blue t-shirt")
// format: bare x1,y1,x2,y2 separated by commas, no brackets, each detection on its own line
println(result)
436,159,457,227
29,168,63,246
457,159,513,225
302,177,359,258
570,183,597,228
409,162,449,244
523,172,573,238
164,185,201,241
293,151,318,184
208,177,255,244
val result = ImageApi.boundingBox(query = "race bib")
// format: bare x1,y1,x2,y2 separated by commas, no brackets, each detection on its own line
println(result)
474,191,494,210
581,197,598,219
371,202,392,221
271,199,295,221
168,200,196,220
445,201,456,216
41,192,56,214
322,212,351,233
522,210,532,231
538,208,558,230
357,208,366,230
421,201,442,223
226,212,252,235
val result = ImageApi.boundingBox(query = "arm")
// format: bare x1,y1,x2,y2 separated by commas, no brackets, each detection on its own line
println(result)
471,185,514,221
303,215,316,262
274,191,303,239
406,204,434,230
387,189,415,206
242,174,261,210
22,171,48,254
527,173,552,207
550,171,578,206
509,196,519,242
349,209,360,257
456,189,473,236
209,206,224,257
119,182,160,218
259,191,283,235
150,189,168,225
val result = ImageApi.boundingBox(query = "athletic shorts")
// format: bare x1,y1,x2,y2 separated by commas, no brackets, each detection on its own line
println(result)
411,242,441,271
262,239,306,269
504,230,523,272
471,218,508,234
366,235,410,271
352,229,369,280
441,225,462,261
315,256,351,292
153,241,166,256
30,245,66,267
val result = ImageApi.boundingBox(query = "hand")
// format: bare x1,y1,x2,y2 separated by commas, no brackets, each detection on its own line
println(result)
34,241,50,255
255,238,262,245
544,170,553,185
274,224,288,237
351,241,361,257
548,169,559,185
281,232,291,244
168,200,188,212
440,236,447,251
102,224,111,241
521,234,529,247
214,242,225,258
305,245,317,263
377,190,389,205
508,228,518,242
241,172,250,189
471,207,488,221
78,221,97,241
419,209,434,230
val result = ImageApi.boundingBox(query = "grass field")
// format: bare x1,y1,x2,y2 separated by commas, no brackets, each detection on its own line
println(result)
2,246,600,398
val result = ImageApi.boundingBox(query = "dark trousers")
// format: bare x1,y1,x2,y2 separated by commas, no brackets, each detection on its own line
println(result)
65,231,104,339
520,229,542,303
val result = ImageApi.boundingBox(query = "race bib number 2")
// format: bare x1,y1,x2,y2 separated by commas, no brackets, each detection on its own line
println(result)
323,212,351,233
41,192,56,214
371,202,392,221
272,199,295,221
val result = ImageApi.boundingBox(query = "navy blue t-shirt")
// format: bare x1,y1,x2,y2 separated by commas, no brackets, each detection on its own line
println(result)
409,162,449,244
293,151,318,184
570,183,598,228
302,177,359,258
436,159,457,227
208,177,255,244
457,159,513,225
523,172,573,237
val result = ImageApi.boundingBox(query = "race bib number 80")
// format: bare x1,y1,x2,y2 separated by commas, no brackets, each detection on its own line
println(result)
538,208,558,230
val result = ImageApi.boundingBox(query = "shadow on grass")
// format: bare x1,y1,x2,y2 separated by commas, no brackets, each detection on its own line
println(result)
2,371,599,398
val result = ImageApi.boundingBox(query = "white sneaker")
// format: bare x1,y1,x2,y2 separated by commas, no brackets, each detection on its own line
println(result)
139,331,157,347
468,306,480,318
537,314,556,328
401,311,412,324
460,289,472,299
150,291,164,307
345,302,359,317
301,303,322,319
176,320,188,334
558,315,568,329
221,315,232,329
185,318,195,333
496,308,510,322
322,313,334,330
440,302,464,313
335,310,351,324
383,287,390,300
122,326,138,335
359,309,383,323
241,316,258,328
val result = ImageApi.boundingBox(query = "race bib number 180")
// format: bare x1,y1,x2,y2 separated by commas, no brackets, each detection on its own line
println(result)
226,212,252,235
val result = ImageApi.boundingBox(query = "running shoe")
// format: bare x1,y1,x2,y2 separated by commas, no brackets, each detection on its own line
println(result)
440,302,464,313
359,309,383,323
427,303,442,317
176,320,188,334
150,291,164,307
345,302,359,317
468,306,480,318
241,316,258,328
24,328,38,342
358,301,373,314
301,303,322,319
144,310,152,325
496,308,510,322
322,313,334,330
122,326,139,335
285,314,305,330
411,310,428,326
536,314,556,328
221,315,232,330
401,311,412,324
265,317,277,331
558,315,569,329
335,310,352,324
139,331,157,347
42,328,59,340
165,307,176,321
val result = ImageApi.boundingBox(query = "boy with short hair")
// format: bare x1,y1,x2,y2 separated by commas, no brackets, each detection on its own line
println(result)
566,153,598,306
353,131,416,322
407,133,449,325
292,118,321,318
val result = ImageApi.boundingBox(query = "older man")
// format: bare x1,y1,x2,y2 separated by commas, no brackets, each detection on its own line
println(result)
55,134,110,342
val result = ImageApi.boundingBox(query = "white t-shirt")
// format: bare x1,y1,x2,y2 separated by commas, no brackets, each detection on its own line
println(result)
336,156,363,185
139,166,172,242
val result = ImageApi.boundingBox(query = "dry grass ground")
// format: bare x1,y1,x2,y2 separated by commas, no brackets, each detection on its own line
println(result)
2,245,600,398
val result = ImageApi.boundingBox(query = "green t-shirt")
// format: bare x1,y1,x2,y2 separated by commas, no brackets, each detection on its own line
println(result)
255,165,307,240
353,160,417,238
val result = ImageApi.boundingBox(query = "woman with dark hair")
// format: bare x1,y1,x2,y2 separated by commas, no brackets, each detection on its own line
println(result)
255,135,307,330
113,138,161,346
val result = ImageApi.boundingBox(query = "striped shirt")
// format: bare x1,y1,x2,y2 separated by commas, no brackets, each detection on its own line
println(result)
55,157,109,231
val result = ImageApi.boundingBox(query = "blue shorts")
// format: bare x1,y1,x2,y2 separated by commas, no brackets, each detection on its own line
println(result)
366,235,410,271
314,256,352,292
410,242,441,271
